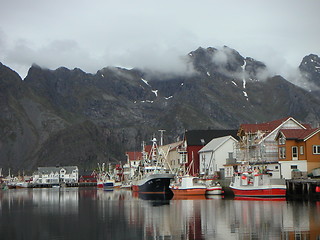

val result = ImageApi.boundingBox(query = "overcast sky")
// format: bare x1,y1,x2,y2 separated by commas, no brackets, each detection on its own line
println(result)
0,0,319,79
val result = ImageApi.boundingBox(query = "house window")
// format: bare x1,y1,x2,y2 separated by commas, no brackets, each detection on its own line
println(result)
279,134,286,145
300,146,304,155
180,152,187,164
291,165,297,170
313,145,320,154
292,146,298,159
279,147,286,159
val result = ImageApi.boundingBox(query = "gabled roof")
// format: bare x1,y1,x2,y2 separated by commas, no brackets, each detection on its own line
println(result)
125,151,143,161
37,166,78,174
240,117,290,133
185,129,239,146
239,117,310,134
198,135,238,153
278,128,320,141
160,141,183,153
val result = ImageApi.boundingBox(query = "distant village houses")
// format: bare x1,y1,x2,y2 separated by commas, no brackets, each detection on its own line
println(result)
171,117,319,179
123,116,320,181
32,166,79,184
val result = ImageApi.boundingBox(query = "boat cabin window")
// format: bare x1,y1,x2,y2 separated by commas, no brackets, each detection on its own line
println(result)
291,165,297,170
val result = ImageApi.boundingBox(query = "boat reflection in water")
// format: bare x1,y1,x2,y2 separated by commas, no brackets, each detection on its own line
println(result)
136,192,173,206
1,188,320,239
233,196,286,201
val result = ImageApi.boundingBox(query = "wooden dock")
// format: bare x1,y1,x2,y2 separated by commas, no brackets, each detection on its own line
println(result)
286,179,320,199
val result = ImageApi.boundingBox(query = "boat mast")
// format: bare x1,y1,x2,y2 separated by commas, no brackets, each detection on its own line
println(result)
158,129,166,146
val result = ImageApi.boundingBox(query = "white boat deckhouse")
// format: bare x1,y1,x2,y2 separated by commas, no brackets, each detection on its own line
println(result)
32,166,79,184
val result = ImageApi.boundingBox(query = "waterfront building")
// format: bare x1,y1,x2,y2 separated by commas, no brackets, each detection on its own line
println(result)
32,166,79,184
275,128,320,179
158,141,183,174
198,135,238,178
179,129,238,176
124,151,143,179
236,117,310,178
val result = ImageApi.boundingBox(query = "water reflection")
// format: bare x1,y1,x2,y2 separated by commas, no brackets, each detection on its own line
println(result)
95,190,320,239
0,188,319,239
0,188,80,214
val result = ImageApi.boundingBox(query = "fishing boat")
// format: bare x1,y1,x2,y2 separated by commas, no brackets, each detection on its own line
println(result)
97,163,115,190
97,175,115,190
170,176,207,195
15,181,30,188
229,172,286,197
131,138,175,194
205,181,223,195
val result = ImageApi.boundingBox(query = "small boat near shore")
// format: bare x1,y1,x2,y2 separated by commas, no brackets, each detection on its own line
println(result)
170,176,207,195
96,163,115,190
229,173,286,197
7,181,30,189
97,177,115,190
205,181,223,195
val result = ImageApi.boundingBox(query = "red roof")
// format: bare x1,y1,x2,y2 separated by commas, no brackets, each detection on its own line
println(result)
125,151,143,161
144,145,153,156
240,117,290,133
280,128,319,140
240,117,311,133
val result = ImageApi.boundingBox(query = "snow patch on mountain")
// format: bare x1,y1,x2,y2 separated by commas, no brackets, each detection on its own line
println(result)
152,90,158,97
141,78,150,86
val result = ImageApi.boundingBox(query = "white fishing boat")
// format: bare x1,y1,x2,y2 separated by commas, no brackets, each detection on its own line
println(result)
170,176,207,195
229,172,286,197
205,181,223,195
97,163,115,190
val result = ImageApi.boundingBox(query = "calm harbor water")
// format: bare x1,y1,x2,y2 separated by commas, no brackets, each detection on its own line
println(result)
0,188,320,240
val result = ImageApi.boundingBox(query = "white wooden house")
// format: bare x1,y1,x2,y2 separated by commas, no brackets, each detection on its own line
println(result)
32,166,79,184
198,135,238,177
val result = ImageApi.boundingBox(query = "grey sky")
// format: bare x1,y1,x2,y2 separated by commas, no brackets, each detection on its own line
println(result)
0,0,319,79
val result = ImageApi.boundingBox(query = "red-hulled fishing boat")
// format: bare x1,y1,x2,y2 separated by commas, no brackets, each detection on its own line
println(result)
229,173,286,197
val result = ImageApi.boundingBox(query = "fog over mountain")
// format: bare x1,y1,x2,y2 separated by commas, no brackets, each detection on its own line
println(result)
1,1,320,81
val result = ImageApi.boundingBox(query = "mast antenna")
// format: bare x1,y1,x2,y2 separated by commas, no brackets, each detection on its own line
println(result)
158,130,166,146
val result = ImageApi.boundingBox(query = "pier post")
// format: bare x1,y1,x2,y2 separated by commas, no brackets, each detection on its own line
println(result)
286,181,291,195
292,181,295,194
307,183,311,195
302,183,305,195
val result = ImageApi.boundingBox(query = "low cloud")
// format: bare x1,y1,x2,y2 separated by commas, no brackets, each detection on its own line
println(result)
1,35,197,80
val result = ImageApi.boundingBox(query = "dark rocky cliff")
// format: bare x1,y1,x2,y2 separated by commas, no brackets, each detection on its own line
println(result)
1,47,320,174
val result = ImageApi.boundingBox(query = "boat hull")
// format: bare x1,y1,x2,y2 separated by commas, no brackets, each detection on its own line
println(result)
97,180,115,190
206,186,223,195
132,173,174,193
230,186,286,197
170,187,207,196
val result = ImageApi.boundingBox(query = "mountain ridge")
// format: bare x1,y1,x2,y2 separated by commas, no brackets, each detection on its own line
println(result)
1,46,320,174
